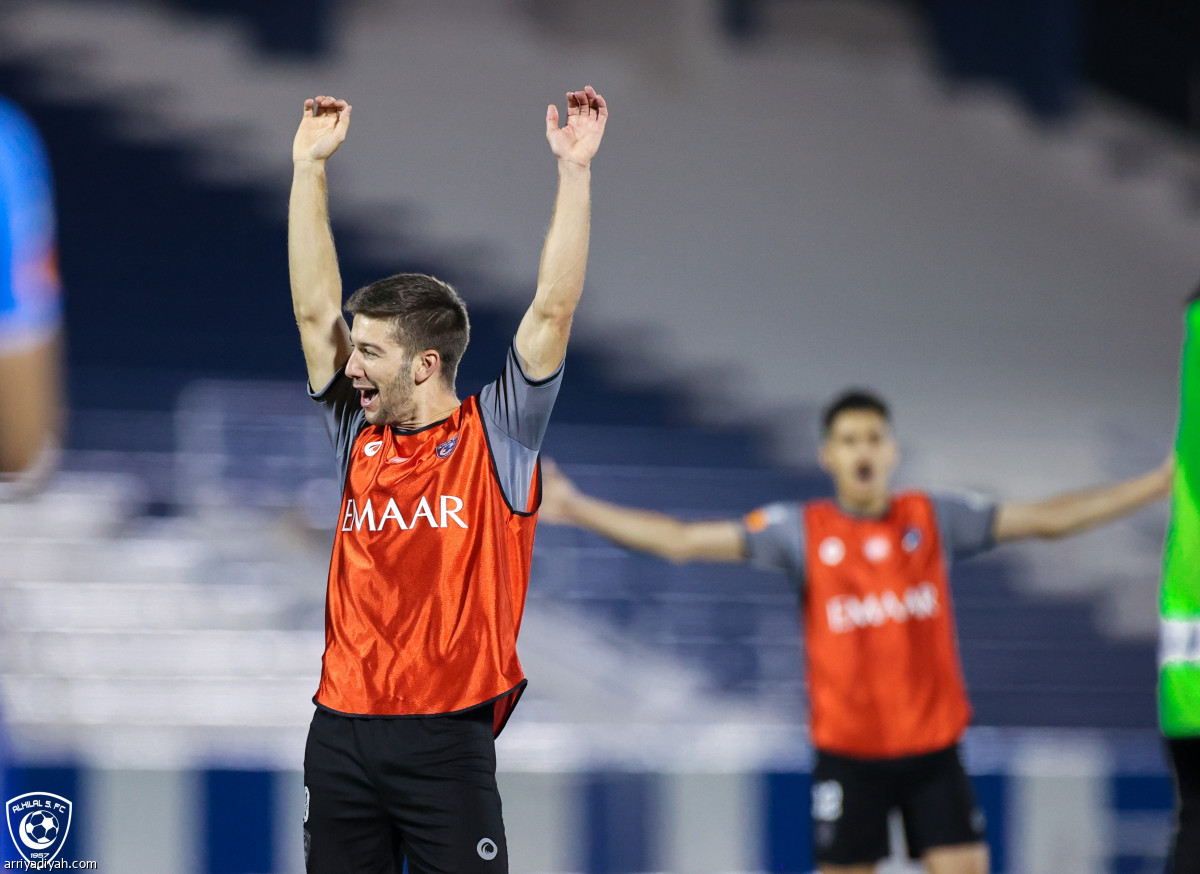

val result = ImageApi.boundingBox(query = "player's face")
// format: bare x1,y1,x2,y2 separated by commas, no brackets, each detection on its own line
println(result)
346,315,416,426
819,410,898,508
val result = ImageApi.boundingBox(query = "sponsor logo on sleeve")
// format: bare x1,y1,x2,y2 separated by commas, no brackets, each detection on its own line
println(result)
745,509,770,533
745,504,787,533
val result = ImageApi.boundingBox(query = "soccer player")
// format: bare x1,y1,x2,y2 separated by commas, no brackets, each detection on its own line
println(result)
288,87,607,873
1161,289,1200,873
540,389,1172,874
0,96,63,497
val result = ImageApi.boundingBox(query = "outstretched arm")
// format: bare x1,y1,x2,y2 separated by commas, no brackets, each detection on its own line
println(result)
514,86,609,380
289,95,353,391
992,458,1173,543
540,460,746,563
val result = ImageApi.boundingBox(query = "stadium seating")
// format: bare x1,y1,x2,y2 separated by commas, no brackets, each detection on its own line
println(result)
0,2,1188,869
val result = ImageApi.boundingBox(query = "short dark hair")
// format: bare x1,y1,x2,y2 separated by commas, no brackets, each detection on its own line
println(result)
345,273,470,385
821,388,890,436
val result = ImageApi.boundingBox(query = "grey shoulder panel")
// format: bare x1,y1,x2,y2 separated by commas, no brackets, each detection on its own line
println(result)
931,490,998,562
743,501,807,588
477,342,564,512
310,369,367,486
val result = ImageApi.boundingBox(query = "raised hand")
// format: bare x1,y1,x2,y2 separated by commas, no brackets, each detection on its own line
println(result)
538,458,581,525
545,86,608,168
293,95,352,164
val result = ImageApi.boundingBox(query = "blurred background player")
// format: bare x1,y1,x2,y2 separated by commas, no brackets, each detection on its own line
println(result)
1161,289,1200,873
289,88,606,872
0,95,63,497
541,388,1172,874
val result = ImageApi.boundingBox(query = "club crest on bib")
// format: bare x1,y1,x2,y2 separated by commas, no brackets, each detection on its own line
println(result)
436,436,459,459
7,792,72,866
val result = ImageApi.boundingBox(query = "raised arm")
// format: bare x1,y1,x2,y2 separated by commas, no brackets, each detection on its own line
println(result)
539,460,746,563
514,86,609,380
992,458,1174,543
289,95,353,391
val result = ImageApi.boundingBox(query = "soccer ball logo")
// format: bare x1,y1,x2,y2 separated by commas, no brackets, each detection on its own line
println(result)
20,811,58,847
6,792,72,864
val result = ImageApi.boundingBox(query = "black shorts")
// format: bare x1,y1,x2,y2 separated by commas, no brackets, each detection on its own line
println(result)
810,743,986,867
1168,736,1200,873
303,706,507,874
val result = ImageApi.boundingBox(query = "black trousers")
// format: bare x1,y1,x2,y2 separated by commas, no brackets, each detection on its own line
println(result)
303,706,507,874
1168,737,1200,874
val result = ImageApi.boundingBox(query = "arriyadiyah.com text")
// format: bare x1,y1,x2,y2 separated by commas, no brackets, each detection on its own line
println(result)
5,861,97,870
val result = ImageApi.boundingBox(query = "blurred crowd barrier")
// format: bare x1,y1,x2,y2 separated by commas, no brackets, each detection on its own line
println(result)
0,730,1172,874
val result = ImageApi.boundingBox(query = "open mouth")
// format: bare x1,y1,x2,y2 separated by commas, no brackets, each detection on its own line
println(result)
359,388,379,409
855,461,874,484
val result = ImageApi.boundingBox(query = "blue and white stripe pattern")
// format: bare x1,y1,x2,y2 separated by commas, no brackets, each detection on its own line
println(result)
5,735,1171,874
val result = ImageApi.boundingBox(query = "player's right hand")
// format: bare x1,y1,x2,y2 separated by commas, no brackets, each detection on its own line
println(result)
538,458,579,525
293,95,352,164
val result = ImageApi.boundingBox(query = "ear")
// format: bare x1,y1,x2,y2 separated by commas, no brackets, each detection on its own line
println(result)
886,435,901,466
816,443,830,473
412,349,442,386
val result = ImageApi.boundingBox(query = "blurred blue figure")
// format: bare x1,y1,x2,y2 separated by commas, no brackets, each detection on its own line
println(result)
0,96,63,495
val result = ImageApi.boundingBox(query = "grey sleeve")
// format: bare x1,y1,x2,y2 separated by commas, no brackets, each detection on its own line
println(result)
309,369,367,484
478,342,564,513
742,502,807,585
932,491,999,561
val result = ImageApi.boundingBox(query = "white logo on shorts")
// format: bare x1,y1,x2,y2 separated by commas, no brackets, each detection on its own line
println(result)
477,837,498,860
812,780,843,823
303,786,310,824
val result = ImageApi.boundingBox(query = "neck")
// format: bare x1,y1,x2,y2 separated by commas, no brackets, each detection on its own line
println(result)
836,490,890,517
391,386,461,431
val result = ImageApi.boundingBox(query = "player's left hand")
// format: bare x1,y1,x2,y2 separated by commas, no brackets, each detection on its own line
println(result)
546,86,608,168
294,95,352,164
